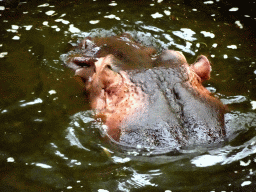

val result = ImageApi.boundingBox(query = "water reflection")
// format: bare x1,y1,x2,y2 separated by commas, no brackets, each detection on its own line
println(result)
19,98,43,107
117,168,158,191
173,28,197,41
31,162,52,169
191,137,256,167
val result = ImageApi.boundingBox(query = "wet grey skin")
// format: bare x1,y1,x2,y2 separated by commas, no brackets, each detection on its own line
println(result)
120,50,226,151
63,38,226,152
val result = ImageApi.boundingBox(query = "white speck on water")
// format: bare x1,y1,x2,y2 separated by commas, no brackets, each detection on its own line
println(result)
221,95,247,105
61,20,69,24
109,1,117,6
12,36,20,40
74,121,80,127
0,52,8,58
212,43,218,48
98,189,109,192
7,29,18,33
235,20,243,29
34,118,43,122
229,7,239,12
7,157,15,162
1,109,8,113
49,90,57,95
20,98,43,107
89,20,100,24
164,10,171,16
33,163,52,168
251,101,256,110
227,45,237,49
240,160,251,166
43,21,49,26
12,25,19,30
151,12,163,18
55,19,69,25
24,25,33,30
241,181,251,187
173,28,197,41
204,1,214,4
104,14,115,19
45,10,55,16
200,31,215,38
191,154,224,167
104,14,120,20
38,3,49,7
69,24,81,33
112,156,131,163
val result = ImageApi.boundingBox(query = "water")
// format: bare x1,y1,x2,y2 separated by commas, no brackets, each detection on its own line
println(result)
0,0,256,191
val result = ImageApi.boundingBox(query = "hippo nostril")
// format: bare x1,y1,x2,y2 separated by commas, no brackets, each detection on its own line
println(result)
73,57,97,67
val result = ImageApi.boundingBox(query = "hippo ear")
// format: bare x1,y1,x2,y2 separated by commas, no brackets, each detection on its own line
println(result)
191,55,211,81
144,47,157,56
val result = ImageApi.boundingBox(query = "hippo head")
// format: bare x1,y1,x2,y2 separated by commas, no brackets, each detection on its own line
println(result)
62,35,226,151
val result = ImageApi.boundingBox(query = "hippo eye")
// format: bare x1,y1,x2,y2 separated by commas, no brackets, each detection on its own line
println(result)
106,65,113,70
106,64,120,73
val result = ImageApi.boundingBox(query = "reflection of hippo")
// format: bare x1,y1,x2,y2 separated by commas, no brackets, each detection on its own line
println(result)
62,34,226,151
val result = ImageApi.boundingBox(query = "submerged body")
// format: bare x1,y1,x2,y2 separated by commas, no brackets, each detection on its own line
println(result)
62,34,226,150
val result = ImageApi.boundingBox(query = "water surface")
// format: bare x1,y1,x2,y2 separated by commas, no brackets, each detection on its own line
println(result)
0,0,256,191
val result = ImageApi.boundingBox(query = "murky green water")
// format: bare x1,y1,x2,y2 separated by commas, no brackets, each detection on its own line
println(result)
0,0,256,191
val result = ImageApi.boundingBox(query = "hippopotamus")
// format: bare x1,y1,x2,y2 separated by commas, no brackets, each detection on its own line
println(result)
62,34,226,151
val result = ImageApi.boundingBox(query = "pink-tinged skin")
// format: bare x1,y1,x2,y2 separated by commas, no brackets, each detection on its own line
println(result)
191,55,211,81
72,52,216,141
185,55,212,96
74,55,147,140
